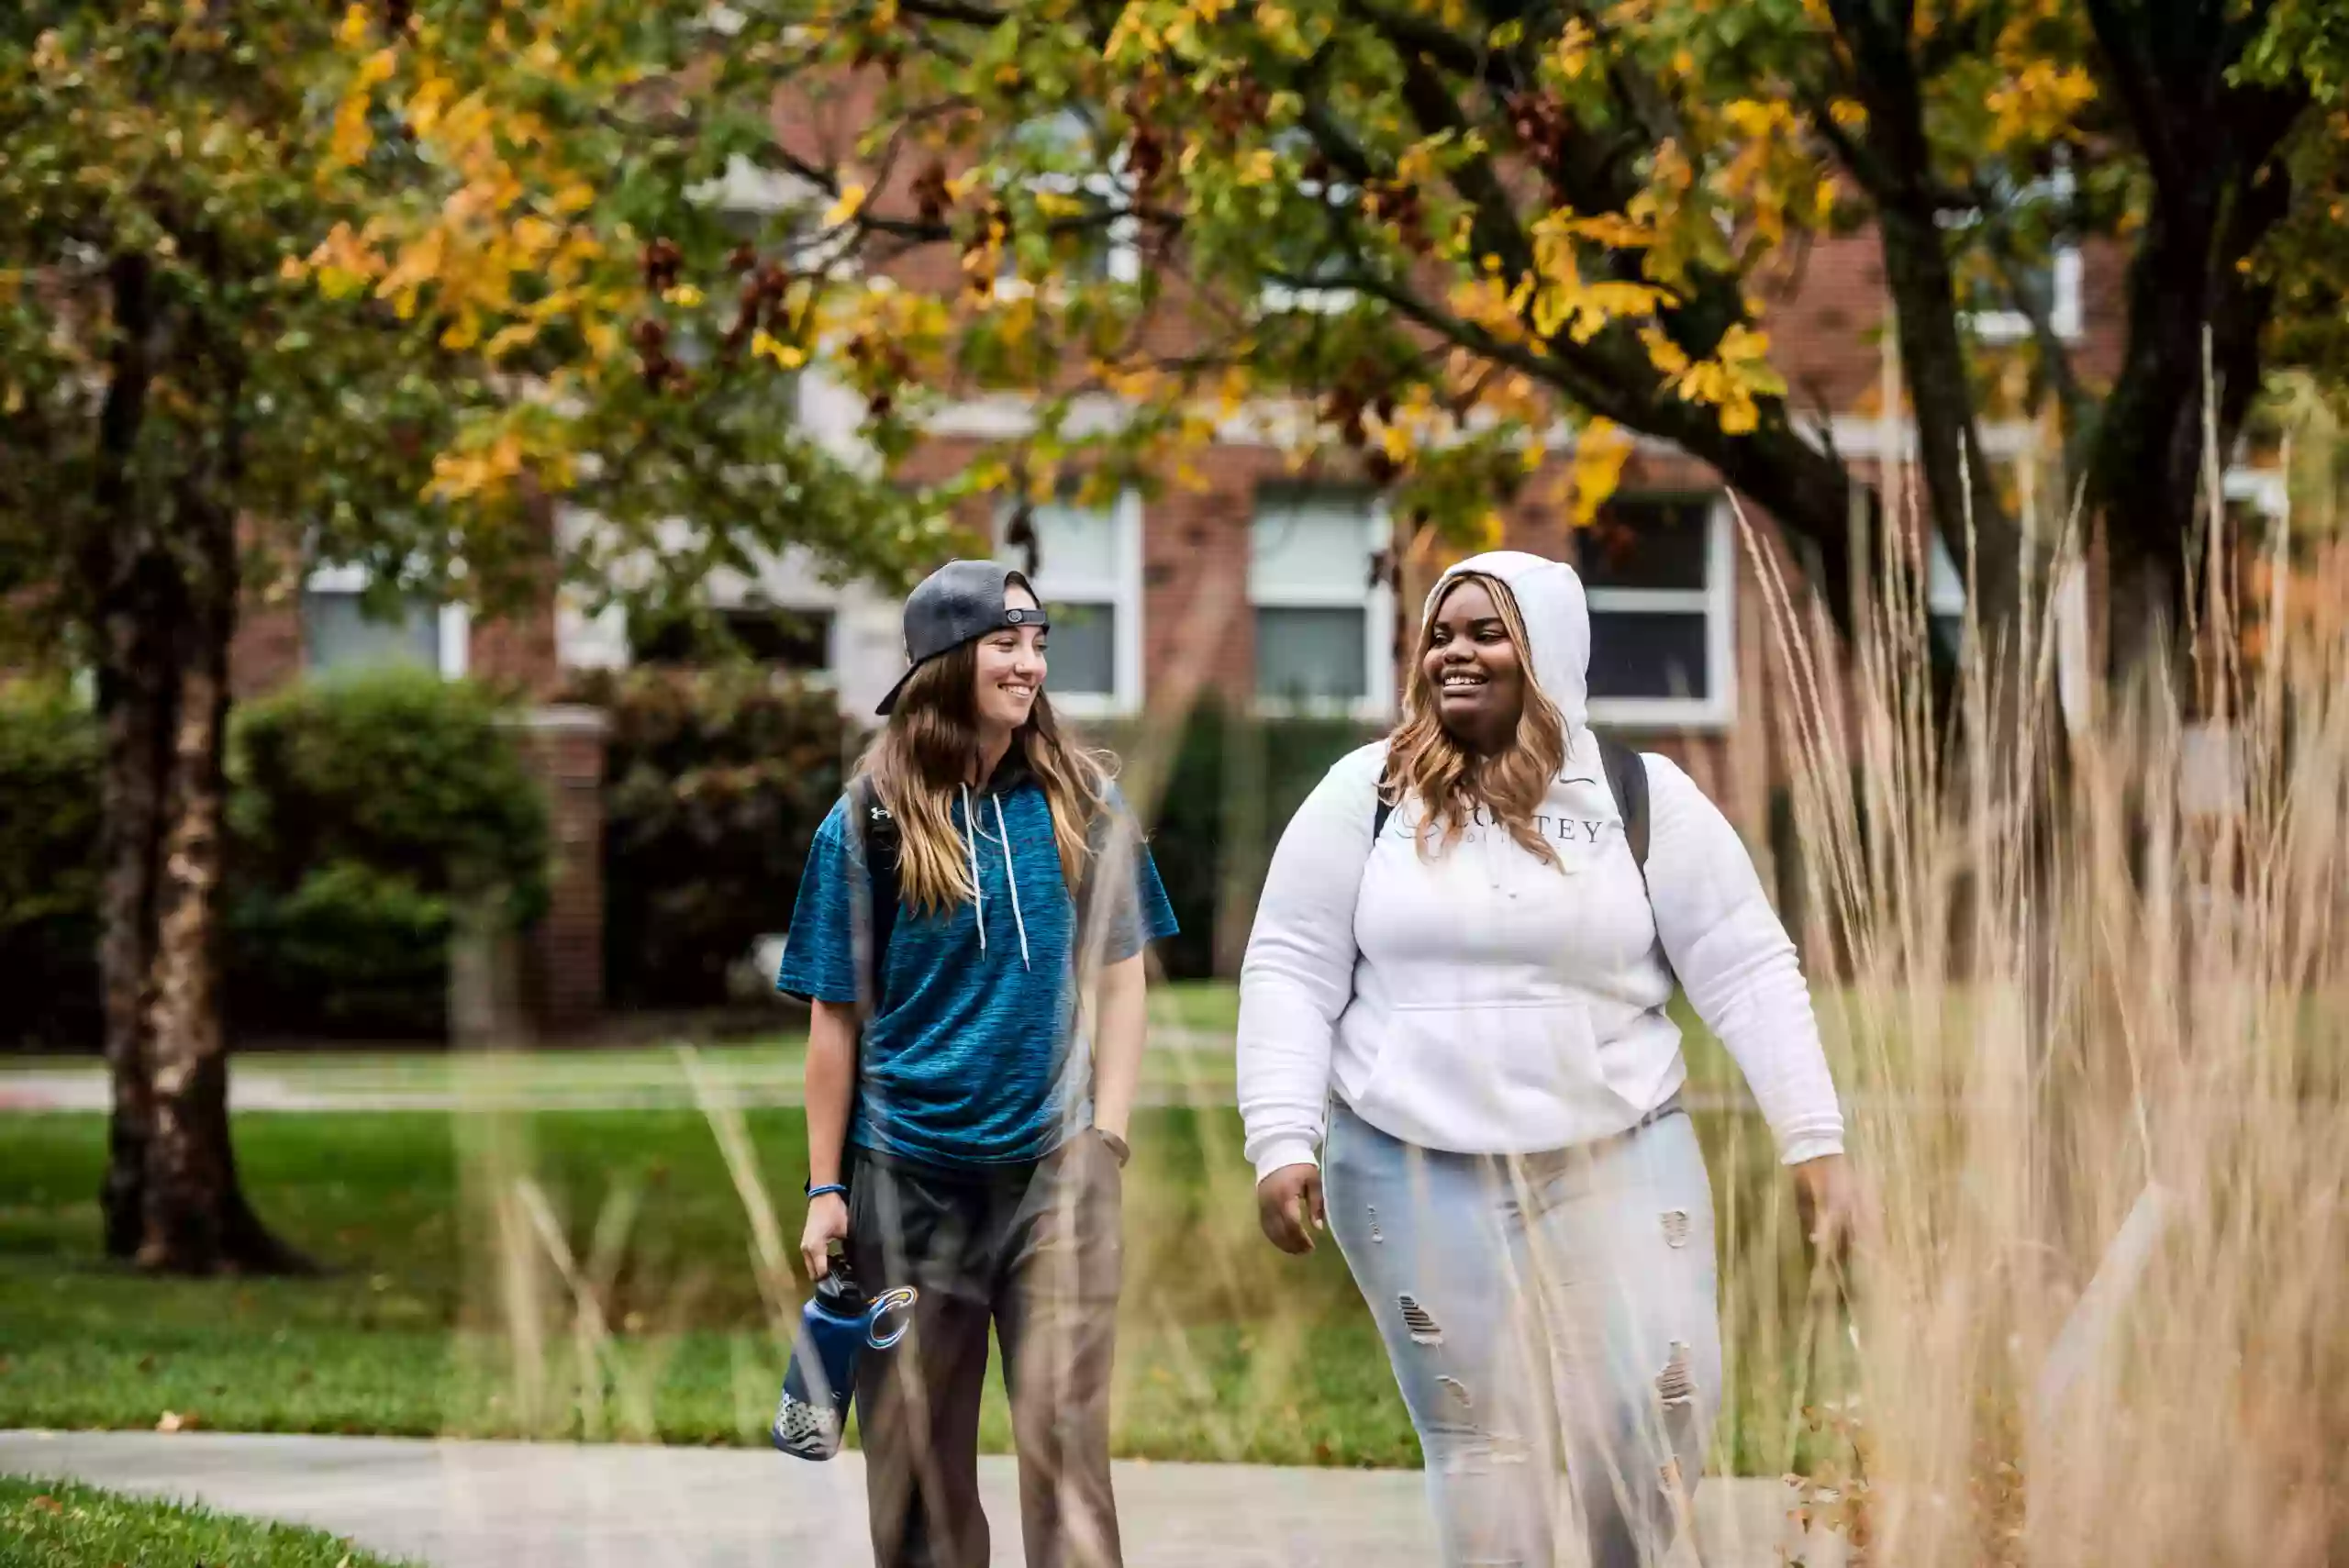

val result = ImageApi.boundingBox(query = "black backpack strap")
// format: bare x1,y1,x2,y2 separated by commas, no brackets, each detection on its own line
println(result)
1595,732,1651,886
1369,748,1397,843
850,776,899,1019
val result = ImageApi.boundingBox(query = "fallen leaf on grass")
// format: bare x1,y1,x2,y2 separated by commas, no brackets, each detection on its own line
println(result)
156,1409,201,1433
29,1494,61,1513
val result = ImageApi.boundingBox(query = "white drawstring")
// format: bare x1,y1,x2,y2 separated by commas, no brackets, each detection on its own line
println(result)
960,783,985,954
993,795,1032,971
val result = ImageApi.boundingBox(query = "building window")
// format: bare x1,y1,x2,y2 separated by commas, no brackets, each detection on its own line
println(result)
300,565,466,678
998,111,1140,290
1250,486,1394,714
1579,495,1734,728
996,489,1142,714
1925,529,1968,649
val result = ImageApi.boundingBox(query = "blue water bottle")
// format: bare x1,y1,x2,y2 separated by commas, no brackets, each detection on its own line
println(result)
772,1256,918,1461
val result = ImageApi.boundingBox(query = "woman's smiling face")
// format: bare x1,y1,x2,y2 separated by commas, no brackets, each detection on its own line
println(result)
1421,576,1525,753
973,580,1047,734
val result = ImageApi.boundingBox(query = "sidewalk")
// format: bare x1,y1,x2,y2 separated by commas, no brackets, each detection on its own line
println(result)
0,1430,1842,1567
0,1033,1239,1117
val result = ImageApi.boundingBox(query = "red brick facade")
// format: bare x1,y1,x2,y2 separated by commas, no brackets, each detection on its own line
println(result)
507,707,609,1036
207,146,2136,1020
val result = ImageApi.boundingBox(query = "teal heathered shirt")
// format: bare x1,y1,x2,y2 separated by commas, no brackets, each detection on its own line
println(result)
775,754,1177,1169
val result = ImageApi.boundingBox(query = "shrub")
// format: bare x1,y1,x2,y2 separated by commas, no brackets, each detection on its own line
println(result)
579,665,857,1008
0,681,102,1046
227,669,550,1037
1101,699,1378,980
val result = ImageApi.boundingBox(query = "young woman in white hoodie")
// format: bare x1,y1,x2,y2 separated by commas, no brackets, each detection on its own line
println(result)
1238,550,1858,1568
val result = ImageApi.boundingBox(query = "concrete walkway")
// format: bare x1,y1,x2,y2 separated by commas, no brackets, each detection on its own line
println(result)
0,1430,1842,1567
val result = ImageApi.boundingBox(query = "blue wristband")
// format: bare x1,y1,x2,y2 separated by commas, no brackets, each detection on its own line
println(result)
805,1182,848,1201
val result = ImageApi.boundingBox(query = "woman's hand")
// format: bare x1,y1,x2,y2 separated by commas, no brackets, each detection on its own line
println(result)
800,1192,850,1280
1791,1152,1867,1262
1256,1163,1325,1255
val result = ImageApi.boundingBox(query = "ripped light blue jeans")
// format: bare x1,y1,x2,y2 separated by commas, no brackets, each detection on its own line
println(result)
1325,1098,1721,1568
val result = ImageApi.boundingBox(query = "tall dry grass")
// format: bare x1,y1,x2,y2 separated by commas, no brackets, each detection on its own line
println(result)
1732,426,2349,1563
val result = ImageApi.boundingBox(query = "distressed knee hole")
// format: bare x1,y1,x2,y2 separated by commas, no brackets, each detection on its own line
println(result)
1436,1373,1473,1411
1397,1293,1443,1345
1654,1340,1698,1406
1367,1205,1383,1244
1660,1207,1691,1248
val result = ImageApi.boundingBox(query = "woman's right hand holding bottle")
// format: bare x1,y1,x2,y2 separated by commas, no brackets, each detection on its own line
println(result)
801,1192,850,1280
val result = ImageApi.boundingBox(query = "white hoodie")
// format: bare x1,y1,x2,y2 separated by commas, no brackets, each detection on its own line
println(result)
1236,550,1845,1180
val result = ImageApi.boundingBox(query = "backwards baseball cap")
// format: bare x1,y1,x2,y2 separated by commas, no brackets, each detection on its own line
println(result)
874,559,1051,716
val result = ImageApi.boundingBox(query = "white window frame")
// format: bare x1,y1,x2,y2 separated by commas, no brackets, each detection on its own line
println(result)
995,488,1145,717
1582,495,1736,730
302,562,468,679
1955,159,2083,345
1247,491,1397,721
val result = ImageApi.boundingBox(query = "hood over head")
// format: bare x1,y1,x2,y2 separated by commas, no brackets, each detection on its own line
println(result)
1423,550,1590,732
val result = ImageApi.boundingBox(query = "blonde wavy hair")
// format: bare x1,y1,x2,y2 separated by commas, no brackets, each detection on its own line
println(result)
856,635,1115,917
1384,571,1570,865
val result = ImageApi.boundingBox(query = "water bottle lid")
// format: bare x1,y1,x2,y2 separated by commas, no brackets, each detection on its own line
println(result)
814,1263,868,1315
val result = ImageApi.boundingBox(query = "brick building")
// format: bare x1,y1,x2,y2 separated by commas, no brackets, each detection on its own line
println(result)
228,140,2285,1023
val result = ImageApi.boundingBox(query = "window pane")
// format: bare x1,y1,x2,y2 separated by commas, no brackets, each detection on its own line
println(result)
1252,489,1377,597
302,589,439,674
1926,531,1966,615
1579,497,1713,592
1256,606,1366,702
1001,495,1120,588
1044,601,1116,696
1586,610,1711,701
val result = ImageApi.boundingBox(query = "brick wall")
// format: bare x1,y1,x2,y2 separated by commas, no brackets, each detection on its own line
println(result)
504,706,608,1036
229,594,304,701
469,589,562,697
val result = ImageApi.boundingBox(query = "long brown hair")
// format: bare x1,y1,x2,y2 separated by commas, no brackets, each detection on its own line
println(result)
1384,571,1569,865
856,633,1115,916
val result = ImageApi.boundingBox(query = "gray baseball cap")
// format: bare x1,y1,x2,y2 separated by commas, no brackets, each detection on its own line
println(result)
874,560,1050,716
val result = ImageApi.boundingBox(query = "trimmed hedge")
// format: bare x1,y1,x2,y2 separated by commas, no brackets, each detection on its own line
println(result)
0,672,550,1045
1099,699,1380,980
0,681,104,1046
227,669,550,1038
580,665,856,1008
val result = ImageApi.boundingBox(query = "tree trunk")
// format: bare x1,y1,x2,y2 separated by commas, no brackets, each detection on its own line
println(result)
92,253,164,1262
2077,0,2307,691
95,599,164,1261
88,252,306,1275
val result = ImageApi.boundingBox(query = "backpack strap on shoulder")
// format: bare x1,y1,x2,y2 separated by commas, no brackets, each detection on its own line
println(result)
1595,731,1651,886
849,776,900,1020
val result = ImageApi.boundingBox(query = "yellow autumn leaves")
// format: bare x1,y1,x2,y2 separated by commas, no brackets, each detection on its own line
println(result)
301,6,632,384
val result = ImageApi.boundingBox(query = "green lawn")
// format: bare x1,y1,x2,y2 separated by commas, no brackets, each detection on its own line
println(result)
0,981,1243,1100
0,1015,1844,1474
0,1475,411,1567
